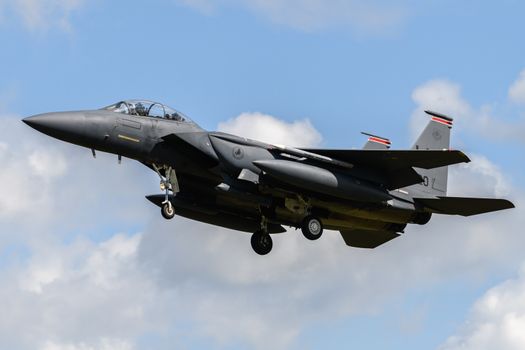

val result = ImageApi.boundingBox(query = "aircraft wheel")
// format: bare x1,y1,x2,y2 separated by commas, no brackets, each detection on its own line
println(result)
301,216,323,240
251,231,273,255
161,202,175,220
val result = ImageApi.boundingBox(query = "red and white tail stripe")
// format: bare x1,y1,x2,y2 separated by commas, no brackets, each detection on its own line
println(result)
361,132,391,148
431,116,453,127
425,110,453,128
368,136,391,146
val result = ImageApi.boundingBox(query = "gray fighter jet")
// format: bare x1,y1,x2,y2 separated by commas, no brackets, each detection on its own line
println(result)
23,100,514,255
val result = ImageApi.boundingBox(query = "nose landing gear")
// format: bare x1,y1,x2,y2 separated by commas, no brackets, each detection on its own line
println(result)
153,164,179,220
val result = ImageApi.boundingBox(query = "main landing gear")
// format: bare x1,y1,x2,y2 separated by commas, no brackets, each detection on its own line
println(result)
301,215,323,240
249,214,324,255
251,230,273,255
284,196,323,241
153,164,179,220
251,216,273,255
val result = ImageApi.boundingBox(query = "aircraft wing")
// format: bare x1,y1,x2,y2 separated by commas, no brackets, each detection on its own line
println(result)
339,229,400,248
301,149,470,190
301,149,470,170
414,197,515,216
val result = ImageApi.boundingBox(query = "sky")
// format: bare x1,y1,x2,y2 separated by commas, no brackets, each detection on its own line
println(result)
1,0,525,349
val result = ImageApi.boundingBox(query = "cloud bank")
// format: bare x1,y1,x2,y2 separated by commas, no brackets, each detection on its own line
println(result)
509,69,525,105
218,111,322,147
1,71,525,349
0,0,84,30
176,0,410,33
440,265,525,350
410,78,525,144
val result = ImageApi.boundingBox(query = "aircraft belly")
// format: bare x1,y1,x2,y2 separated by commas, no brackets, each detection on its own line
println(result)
173,207,284,233
322,215,406,232
332,207,413,225
146,194,284,233
215,195,260,216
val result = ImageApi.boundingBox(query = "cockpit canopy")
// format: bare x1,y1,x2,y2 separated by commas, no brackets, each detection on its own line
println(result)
103,100,194,123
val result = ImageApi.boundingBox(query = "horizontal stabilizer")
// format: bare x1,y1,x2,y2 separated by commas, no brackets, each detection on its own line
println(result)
414,197,515,216
339,229,400,248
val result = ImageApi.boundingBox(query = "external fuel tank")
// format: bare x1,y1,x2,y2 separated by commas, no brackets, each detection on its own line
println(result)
253,159,391,203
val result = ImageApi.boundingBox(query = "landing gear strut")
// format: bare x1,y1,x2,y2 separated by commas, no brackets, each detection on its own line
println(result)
301,215,323,240
153,164,179,220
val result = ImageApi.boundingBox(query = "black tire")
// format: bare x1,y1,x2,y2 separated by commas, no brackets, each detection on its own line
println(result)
301,216,323,240
250,231,273,255
161,202,175,220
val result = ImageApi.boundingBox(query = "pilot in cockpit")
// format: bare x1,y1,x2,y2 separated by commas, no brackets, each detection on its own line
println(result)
172,112,183,121
135,102,147,116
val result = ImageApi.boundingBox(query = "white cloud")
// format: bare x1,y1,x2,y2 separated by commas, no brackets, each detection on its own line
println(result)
410,79,471,139
509,69,525,105
1,0,84,30
177,0,409,33
217,111,322,147
410,77,525,143
0,116,156,250
448,154,511,198
28,149,68,179
409,73,525,350
439,265,525,350
0,131,62,218
0,233,167,350
41,338,134,350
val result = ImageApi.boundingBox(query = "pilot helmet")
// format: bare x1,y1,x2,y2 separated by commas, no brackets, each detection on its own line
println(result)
135,102,146,115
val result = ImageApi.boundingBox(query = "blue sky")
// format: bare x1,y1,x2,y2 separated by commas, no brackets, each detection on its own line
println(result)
1,1,525,349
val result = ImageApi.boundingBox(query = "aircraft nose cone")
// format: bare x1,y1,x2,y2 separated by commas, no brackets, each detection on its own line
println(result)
22,112,86,143
22,114,53,130
22,116,35,127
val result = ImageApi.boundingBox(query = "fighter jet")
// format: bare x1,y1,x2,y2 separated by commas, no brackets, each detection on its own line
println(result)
23,100,514,255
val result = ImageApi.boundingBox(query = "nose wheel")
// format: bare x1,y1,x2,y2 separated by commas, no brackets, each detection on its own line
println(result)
301,215,323,240
161,201,175,220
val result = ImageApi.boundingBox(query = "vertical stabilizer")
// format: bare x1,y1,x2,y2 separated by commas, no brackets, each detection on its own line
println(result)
409,110,453,196
361,132,391,150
